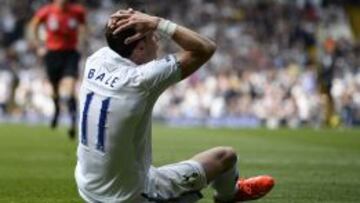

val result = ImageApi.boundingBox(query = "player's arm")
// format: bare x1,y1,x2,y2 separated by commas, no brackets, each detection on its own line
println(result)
111,9,216,79
28,6,49,55
77,6,88,52
171,23,216,79
28,16,42,48
77,22,88,51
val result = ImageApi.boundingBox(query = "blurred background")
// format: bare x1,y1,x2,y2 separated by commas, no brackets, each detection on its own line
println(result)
0,0,359,129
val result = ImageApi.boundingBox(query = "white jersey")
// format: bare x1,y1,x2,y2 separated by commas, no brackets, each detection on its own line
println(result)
75,47,181,203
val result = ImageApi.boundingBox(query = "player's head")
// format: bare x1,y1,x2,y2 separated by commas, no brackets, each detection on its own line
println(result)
105,24,158,65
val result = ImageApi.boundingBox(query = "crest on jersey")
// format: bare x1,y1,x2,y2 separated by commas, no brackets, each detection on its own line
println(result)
103,63,117,73
180,172,199,188
68,18,78,29
47,15,59,31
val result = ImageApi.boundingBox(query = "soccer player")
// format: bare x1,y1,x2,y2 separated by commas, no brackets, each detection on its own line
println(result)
75,9,275,203
29,0,87,138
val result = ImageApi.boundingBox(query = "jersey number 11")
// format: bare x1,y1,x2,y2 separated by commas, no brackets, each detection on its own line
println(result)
80,92,110,152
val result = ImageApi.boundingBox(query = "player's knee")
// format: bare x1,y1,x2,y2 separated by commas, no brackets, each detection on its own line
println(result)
59,78,76,94
59,84,75,99
215,146,237,170
59,89,72,101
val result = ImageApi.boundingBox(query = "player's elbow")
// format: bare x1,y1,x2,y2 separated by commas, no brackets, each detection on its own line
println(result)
191,40,216,67
28,19,39,35
203,40,217,58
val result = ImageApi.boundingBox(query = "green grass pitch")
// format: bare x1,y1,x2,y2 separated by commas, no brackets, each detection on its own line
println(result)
0,124,359,203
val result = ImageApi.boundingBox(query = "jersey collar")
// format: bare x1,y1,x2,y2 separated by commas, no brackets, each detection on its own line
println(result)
105,47,137,67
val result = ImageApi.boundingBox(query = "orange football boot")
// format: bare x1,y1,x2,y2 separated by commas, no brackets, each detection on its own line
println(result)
234,175,275,202
214,175,275,202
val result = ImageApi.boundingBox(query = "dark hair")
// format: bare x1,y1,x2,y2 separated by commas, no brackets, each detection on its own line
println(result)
105,26,142,58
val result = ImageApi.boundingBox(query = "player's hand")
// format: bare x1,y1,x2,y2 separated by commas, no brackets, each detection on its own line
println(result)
107,8,134,29
36,46,47,57
29,41,47,57
110,9,160,44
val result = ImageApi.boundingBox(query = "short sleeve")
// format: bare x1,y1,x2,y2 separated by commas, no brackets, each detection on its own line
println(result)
35,5,50,22
138,54,182,92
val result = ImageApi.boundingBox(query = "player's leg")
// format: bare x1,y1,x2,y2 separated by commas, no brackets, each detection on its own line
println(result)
51,82,60,129
145,161,207,203
191,147,275,203
44,51,62,129
59,76,77,138
59,50,80,138
60,50,80,139
191,146,239,202
148,146,274,203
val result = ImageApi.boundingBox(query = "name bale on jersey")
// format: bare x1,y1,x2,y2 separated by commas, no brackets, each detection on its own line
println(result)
87,68,119,88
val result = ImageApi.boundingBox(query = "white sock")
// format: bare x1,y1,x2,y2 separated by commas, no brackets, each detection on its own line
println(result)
211,161,239,202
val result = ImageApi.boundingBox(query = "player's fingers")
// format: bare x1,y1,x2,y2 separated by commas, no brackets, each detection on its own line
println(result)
115,19,130,27
107,18,117,29
109,17,127,29
112,9,132,15
111,13,132,20
124,32,145,44
112,21,135,35
111,8,137,19
120,8,135,13
109,8,135,24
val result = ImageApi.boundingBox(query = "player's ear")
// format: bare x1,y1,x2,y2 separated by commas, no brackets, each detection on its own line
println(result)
133,40,146,53
129,40,146,64
138,40,146,51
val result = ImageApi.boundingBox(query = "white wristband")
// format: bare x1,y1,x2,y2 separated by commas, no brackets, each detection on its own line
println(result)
156,19,177,37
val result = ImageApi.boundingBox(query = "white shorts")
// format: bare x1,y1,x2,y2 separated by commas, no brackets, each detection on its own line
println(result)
78,160,207,203
142,160,208,203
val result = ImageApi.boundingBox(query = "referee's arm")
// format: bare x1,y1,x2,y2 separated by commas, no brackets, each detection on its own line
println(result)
77,22,88,52
28,16,42,49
